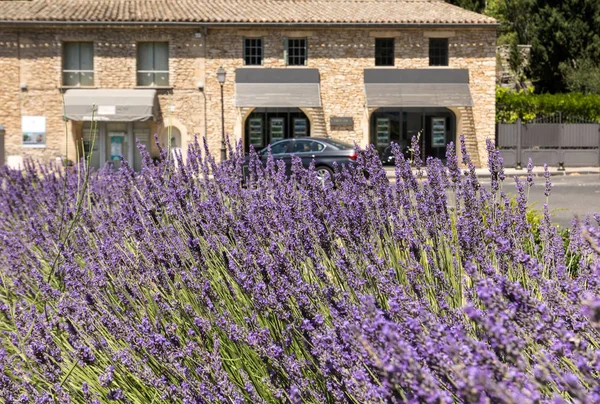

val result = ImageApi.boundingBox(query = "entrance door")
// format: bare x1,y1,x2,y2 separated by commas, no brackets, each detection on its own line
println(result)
80,121,153,171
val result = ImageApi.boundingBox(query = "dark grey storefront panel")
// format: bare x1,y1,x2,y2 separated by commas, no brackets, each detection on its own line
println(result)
236,83,321,107
365,83,473,107
364,69,470,84
64,89,158,121
236,68,320,84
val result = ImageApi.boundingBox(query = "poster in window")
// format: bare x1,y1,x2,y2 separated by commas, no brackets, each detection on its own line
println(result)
431,118,446,148
110,134,123,160
376,118,390,145
293,118,308,137
249,118,263,147
270,118,285,142
22,116,46,147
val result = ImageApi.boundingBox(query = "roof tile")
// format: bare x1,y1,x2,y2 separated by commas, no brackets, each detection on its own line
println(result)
0,0,497,25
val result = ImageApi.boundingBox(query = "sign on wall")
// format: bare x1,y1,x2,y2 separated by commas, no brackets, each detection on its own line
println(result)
22,116,46,147
330,116,354,128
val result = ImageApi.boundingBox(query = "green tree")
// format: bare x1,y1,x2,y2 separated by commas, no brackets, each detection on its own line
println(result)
529,0,600,93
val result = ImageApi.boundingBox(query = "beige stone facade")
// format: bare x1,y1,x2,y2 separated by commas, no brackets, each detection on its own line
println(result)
0,25,496,167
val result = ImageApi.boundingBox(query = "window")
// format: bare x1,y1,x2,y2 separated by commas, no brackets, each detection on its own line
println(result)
63,42,94,86
244,38,264,65
292,140,324,153
286,38,307,66
137,42,169,86
269,140,290,155
429,38,449,66
375,38,395,66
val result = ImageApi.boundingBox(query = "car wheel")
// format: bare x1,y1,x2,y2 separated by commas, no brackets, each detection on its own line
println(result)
316,166,334,181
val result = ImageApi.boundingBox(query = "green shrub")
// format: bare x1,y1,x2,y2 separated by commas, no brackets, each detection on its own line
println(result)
496,87,600,122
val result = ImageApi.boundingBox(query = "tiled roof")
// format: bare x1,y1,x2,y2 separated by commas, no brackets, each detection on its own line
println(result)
0,0,496,25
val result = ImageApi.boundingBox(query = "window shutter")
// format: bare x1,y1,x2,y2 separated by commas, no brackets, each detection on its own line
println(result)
261,38,264,66
303,39,307,66
283,37,289,66
243,38,247,65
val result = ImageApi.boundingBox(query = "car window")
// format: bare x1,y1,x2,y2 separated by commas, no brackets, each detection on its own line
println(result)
324,140,354,150
266,141,289,155
292,140,324,153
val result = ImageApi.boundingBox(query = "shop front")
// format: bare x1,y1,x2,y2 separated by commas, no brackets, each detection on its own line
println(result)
64,89,158,170
235,68,320,153
370,107,455,161
365,68,472,162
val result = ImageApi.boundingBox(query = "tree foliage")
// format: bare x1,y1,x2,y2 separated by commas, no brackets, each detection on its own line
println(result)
529,0,600,93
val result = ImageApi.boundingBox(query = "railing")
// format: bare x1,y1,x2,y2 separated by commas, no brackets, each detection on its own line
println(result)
496,115,600,168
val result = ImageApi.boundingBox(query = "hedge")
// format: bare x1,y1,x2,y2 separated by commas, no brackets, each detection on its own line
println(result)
496,87,600,123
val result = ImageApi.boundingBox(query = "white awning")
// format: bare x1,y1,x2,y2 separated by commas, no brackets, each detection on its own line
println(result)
365,83,473,107
63,89,158,121
364,69,473,108
235,69,321,108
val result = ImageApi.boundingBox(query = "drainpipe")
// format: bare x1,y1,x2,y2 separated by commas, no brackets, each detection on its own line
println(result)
0,125,5,166
203,26,208,140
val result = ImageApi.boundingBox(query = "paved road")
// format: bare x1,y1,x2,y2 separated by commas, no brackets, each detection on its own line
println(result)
480,174,600,228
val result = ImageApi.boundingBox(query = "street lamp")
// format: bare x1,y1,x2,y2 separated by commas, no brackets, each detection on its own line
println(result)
217,66,227,162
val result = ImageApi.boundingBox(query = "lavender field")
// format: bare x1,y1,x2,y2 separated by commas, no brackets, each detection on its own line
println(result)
0,136,599,403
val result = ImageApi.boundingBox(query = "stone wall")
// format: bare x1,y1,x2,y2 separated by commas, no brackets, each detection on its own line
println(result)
205,27,496,165
0,25,496,166
0,27,206,163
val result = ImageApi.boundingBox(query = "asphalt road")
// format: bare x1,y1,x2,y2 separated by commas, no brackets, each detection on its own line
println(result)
480,174,600,228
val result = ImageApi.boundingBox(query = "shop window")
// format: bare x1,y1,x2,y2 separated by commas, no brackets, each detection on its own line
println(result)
137,42,169,86
285,38,307,66
429,38,449,66
375,38,395,66
244,38,264,66
248,116,264,148
63,42,94,86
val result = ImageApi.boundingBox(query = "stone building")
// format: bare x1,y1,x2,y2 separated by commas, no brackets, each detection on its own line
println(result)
0,0,496,168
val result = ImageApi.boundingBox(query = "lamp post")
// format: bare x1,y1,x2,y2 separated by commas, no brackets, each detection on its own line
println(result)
217,66,227,162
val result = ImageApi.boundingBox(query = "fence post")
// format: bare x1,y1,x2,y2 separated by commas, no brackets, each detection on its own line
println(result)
516,118,522,169
558,112,565,171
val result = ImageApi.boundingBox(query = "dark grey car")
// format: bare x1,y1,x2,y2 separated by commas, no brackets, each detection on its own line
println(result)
245,137,358,180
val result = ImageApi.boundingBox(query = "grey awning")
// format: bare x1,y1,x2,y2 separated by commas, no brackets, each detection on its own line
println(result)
235,68,321,108
63,89,158,121
364,69,473,108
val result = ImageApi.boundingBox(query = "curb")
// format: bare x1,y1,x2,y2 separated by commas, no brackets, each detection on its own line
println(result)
385,169,599,179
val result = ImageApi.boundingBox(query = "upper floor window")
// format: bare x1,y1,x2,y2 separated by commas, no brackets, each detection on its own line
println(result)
137,42,169,86
244,38,264,66
429,38,449,66
375,38,395,66
63,42,94,87
285,38,307,66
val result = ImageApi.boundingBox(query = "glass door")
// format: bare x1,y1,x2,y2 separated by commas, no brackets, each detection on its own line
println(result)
134,122,151,171
106,123,128,169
